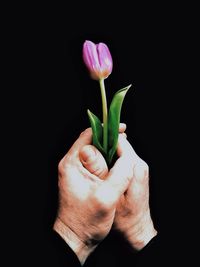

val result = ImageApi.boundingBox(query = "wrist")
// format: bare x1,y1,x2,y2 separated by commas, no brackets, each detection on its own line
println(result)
53,217,97,265
122,212,157,250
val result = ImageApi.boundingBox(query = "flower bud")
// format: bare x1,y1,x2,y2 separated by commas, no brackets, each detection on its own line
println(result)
83,40,113,80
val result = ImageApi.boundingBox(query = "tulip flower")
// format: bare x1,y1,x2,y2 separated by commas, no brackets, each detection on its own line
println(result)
83,40,113,80
82,40,131,166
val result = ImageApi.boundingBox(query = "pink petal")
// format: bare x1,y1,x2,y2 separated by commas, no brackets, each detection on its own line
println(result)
83,40,101,80
97,43,113,78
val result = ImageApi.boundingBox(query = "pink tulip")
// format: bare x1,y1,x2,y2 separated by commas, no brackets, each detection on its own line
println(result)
83,40,113,80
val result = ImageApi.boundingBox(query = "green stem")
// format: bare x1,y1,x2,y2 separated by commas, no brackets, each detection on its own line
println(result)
99,78,108,153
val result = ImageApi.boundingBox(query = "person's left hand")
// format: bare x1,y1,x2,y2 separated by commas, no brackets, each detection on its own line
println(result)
113,135,157,250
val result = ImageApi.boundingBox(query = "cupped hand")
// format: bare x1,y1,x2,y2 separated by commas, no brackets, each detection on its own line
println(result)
53,124,132,264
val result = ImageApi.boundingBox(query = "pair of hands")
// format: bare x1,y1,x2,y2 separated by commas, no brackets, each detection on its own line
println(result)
53,124,157,264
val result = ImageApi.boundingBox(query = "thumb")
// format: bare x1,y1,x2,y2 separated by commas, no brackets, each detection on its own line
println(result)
79,145,108,179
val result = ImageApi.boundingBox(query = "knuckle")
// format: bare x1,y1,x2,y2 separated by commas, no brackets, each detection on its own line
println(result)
58,158,70,176
58,159,64,175
80,127,92,137
135,159,149,182
140,160,149,172
92,164,108,179
97,168,108,179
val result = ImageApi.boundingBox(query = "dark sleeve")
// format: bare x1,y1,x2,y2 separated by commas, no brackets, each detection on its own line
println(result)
83,230,162,267
123,234,162,267
45,230,82,267
47,230,161,267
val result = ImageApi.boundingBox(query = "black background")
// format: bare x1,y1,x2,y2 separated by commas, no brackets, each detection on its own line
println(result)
4,3,198,266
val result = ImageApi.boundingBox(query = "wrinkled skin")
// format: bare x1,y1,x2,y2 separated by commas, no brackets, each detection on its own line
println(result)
54,124,157,264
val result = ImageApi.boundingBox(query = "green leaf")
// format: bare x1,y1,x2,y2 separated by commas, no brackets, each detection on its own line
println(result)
87,109,105,156
108,84,132,165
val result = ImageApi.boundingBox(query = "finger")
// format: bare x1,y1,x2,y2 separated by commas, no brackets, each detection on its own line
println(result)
119,123,127,133
79,145,108,179
117,134,138,160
